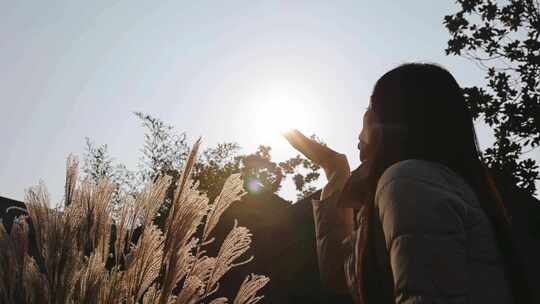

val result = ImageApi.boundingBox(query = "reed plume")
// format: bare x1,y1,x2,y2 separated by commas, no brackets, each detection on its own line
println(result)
0,217,30,303
25,183,82,303
124,224,163,304
233,274,270,304
0,139,269,303
203,173,246,241
207,221,253,293
72,251,108,304
208,298,228,304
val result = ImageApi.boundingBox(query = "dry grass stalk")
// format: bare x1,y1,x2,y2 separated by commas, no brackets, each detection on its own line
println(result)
208,297,228,304
78,178,116,258
114,175,170,266
98,268,126,304
25,183,82,303
64,155,78,207
233,274,270,304
207,221,253,293
22,256,49,304
72,251,108,304
190,256,216,290
203,173,246,241
0,139,269,303
160,140,210,304
0,217,30,303
124,224,163,304
175,275,204,304
172,237,197,288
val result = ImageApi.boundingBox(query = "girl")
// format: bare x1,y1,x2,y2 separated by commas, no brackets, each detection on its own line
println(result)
284,63,530,303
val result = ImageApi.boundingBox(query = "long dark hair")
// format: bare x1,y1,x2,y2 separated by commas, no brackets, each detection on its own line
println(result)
356,63,530,303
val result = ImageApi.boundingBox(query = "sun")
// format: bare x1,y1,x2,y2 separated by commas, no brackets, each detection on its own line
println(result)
253,95,310,147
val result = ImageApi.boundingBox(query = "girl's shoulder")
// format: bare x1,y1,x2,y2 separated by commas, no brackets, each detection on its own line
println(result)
378,159,454,185
376,159,478,207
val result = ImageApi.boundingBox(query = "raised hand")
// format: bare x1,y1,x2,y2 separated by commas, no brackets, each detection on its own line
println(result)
282,129,350,190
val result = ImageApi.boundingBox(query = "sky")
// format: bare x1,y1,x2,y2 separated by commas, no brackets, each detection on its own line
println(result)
1,0,538,203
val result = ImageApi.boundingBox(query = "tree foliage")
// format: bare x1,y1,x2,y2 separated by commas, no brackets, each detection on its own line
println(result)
134,112,190,184
83,113,322,208
444,0,540,194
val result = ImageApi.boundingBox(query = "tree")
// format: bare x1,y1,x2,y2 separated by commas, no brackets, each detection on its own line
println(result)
134,112,190,184
444,0,540,195
83,112,322,211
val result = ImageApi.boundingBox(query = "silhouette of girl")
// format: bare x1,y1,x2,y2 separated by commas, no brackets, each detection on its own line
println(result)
284,63,530,303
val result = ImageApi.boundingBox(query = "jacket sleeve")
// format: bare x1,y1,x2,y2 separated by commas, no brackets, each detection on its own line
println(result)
312,170,354,293
375,176,468,304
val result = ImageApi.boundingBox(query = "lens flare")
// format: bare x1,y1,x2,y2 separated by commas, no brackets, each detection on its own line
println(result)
246,178,262,193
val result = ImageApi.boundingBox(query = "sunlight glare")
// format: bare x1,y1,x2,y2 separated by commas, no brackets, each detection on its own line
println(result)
254,95,310,149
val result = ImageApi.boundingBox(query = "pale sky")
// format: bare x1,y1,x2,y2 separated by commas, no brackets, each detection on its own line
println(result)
1,0,538,203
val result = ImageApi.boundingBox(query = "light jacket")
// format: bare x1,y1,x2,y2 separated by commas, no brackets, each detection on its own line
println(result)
312,159,513,303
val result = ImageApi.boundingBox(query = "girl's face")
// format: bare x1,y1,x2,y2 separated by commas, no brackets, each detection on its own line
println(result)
358,101,376,162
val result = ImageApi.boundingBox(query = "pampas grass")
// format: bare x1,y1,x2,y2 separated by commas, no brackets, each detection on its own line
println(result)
233,274,270,304
0,139,269,303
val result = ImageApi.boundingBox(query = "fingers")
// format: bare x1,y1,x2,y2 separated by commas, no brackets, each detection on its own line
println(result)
281,129,340,166
281,129,308,155
282,129,351,191
282,129,322,163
